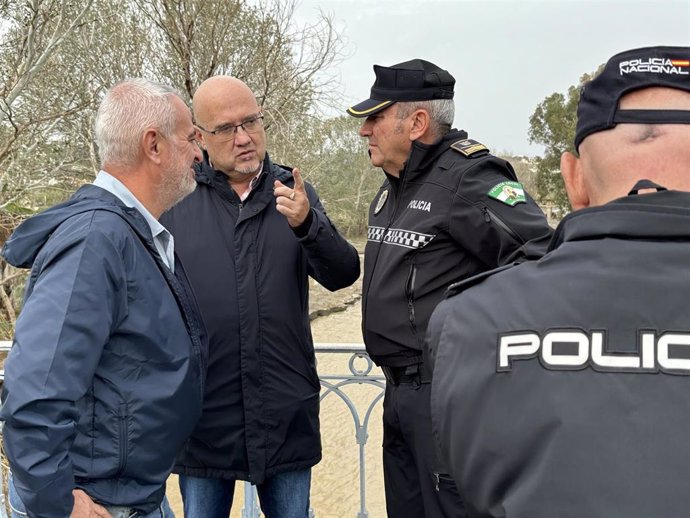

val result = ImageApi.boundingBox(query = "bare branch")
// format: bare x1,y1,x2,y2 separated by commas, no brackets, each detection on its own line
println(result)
6,0,95,107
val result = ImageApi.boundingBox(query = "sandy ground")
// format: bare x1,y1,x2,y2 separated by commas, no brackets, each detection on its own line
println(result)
166,268,388,518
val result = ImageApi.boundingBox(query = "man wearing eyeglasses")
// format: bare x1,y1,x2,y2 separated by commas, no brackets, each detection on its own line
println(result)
160,76,360,518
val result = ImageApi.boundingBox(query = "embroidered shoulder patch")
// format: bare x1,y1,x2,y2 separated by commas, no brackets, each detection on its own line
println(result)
488,181,526,206
450,139,488,157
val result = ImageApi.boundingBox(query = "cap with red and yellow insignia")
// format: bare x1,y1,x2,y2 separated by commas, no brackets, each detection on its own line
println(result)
575,46,690,151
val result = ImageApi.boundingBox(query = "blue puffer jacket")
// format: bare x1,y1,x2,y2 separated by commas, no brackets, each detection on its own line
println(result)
0,185,206,518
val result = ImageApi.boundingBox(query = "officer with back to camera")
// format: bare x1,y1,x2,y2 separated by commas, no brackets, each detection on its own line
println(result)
428,45,690,518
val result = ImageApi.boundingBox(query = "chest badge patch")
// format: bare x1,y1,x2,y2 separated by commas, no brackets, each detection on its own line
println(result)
488,181,526,206
374,189,389,214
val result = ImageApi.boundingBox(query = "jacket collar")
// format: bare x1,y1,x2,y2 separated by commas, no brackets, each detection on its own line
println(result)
395,129,469,181
196,151,292,190
550,188,690,251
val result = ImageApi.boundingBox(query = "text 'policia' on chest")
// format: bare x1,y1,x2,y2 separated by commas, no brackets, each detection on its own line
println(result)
407,199,432,212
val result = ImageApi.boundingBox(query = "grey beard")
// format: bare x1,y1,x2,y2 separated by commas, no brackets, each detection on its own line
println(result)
235,161,263,176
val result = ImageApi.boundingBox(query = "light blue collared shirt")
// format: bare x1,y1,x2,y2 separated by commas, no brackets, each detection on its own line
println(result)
93,170,175,272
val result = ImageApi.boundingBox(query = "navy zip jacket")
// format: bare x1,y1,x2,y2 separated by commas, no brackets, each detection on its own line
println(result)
0,185,206,518
161,154,360,483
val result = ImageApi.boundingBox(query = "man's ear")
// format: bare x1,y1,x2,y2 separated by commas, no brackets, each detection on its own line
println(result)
142,128,164,165
409,109,431,141
195,128,208,151
561,151,590,210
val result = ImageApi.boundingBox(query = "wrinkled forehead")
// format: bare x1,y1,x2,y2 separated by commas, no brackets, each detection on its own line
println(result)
171,96,194,126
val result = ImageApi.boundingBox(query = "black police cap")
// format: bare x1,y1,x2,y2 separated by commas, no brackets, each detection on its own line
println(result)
574,46,690,151
346,59,455,118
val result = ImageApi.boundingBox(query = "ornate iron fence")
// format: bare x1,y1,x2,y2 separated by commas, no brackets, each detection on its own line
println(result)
242,343,384,518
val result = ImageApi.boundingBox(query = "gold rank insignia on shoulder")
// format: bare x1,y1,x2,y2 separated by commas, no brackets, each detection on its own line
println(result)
450,139,488,157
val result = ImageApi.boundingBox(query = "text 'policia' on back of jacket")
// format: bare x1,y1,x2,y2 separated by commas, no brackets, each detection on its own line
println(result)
362,129,553,367
428,189,690,518
0,185,206,518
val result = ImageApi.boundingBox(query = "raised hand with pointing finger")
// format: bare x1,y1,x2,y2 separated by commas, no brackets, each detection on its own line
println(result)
160,76,360,518
274,167,310,228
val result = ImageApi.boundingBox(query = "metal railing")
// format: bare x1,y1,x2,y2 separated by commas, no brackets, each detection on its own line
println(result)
221,343,386,518
0,341,384,518
0,340,9,518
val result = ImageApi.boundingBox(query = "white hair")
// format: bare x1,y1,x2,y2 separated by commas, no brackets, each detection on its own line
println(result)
396,98,455,137
95,78,182,167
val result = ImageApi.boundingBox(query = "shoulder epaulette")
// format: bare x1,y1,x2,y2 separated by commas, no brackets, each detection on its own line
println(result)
450,138,489,157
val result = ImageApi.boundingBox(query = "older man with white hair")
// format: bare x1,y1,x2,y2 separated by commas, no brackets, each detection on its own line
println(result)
1,78,205,518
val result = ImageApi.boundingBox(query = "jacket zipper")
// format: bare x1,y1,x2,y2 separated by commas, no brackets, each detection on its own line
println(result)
434,472,456,492
483,206,521,242
363,175,407,335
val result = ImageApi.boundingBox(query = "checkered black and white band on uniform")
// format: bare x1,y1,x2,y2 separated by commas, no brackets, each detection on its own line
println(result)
368,226,435,249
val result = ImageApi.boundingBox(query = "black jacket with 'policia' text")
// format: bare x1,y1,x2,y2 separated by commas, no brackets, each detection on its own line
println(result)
428,188,690,517
362,129,552,366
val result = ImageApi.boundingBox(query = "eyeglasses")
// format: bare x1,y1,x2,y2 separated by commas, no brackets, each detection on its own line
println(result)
196,113,264,142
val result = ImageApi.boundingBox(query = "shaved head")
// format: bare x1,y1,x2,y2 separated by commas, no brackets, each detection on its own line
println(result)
193,76,257,127
562,87,690,209
192,76,266,179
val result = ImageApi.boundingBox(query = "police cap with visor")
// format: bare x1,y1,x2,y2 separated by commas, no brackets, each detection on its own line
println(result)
575,45,690,151
347,59,455,118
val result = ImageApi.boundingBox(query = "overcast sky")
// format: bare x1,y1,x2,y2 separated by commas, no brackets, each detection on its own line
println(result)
293,0,690,156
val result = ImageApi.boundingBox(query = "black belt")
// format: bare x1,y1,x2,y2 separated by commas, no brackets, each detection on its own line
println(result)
381,362,432,386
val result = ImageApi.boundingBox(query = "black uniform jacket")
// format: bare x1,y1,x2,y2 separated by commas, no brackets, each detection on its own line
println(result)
428,187,690,517
363,129,552,366
161,154,360,483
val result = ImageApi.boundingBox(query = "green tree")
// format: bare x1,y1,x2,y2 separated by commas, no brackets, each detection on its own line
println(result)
0,0,343,219
261,114,379,237
296,115,379,236
0,0,345,337
528,68,601,219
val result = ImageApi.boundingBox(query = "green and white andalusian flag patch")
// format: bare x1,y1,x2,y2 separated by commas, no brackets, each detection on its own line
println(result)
488,181,526,206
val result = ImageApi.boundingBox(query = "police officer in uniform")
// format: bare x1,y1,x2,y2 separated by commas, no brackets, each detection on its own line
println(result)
428,46,690,517
346,59,553,518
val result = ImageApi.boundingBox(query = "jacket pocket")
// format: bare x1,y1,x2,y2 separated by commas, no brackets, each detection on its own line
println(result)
482,206,521,242
115,403,129,476
404,259,418,337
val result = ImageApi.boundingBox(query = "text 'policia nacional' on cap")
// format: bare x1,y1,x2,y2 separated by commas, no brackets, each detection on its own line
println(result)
574,46,690,151
346,59,455,118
